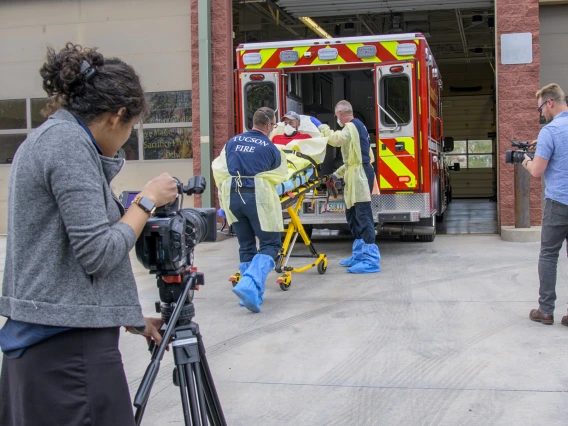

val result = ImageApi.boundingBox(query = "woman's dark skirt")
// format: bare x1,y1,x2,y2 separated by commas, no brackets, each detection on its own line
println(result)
0,327,135,426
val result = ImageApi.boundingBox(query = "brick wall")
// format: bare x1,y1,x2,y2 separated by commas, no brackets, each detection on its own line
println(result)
191,0,234,208
497,0,542,226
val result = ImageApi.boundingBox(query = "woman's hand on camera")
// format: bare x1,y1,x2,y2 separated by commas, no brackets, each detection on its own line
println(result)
140,173,178,207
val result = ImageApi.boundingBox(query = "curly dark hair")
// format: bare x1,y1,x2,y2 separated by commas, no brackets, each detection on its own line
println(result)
40,43,149,124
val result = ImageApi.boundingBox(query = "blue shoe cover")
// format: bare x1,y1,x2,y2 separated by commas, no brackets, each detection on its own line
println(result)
339,239,364,267
240,295,264,307
347,243,381,274
237,262,252,307
233,254,274,313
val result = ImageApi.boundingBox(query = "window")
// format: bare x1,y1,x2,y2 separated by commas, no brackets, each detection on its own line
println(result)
141,91,193,161
381,75,411,126
0,90,192,163
244,82,275,130
0,134,27,164
31,98,50,128
0,99,27,162
445,139,493,169
143,128,192,160
117,130,139,161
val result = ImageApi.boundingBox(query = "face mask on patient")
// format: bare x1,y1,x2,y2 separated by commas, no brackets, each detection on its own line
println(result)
284,124,298,136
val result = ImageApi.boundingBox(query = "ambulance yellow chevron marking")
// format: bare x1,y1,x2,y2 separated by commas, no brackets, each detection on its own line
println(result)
380,146,417,188
245,48,277,69
346,43,382,63
277,46,311,68
380,175,393,189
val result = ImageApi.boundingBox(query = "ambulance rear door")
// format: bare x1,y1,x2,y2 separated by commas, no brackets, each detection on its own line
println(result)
237,70,286,133
375,61,420,191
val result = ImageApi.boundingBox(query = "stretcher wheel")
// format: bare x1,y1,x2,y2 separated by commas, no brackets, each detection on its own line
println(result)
317,260,327,275
277,273,291,291
228,272,241,287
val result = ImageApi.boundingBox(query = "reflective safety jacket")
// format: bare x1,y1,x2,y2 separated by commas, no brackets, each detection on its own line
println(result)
212,145,288,233
319,122,373,209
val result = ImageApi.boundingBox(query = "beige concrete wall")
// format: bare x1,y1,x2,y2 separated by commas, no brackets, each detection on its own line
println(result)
0,0,193,234
540,5,568,91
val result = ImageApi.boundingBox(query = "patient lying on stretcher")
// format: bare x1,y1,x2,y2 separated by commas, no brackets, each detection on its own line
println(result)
270,115,328,195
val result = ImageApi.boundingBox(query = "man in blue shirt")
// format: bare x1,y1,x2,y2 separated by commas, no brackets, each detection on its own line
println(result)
523,83,568,325
215,107,286,312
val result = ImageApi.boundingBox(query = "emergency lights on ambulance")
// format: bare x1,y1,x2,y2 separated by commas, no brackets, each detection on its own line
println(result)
317,48,338,61
242,53,262,65
432,68,439,79
390,66,404,73
249,74,265,81
304,52,313,58
395,43,417,56
357,45,377,59
280,50,299,63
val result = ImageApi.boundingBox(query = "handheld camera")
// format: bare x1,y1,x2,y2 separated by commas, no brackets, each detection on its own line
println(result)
505,140,536,164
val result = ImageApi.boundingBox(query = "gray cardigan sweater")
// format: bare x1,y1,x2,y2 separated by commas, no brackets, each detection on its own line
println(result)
0,110,146,328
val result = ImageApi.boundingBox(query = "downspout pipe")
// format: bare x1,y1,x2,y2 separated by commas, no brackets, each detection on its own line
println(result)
198,0,213,207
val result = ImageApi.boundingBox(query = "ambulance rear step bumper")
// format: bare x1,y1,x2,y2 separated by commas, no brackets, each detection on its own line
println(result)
378,211,420,223
379,224,435,236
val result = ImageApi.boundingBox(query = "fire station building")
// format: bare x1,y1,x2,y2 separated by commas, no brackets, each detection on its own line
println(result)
0,0,567,235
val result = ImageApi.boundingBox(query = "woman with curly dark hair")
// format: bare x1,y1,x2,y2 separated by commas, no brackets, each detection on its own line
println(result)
0,43,179,425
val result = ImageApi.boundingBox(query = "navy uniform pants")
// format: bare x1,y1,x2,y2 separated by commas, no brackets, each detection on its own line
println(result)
230,191,281,262
345,163,376,244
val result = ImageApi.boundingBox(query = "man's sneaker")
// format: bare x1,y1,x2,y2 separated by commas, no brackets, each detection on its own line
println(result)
529,309,554,325
561,316,568,327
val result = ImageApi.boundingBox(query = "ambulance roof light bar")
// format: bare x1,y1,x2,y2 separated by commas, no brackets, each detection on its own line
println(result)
299,17,332,39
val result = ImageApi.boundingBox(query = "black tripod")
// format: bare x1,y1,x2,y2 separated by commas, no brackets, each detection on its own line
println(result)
133,271,226,426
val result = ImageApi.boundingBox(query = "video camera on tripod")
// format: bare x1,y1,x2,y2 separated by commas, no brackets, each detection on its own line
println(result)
120,176,226,426
505,140,537,164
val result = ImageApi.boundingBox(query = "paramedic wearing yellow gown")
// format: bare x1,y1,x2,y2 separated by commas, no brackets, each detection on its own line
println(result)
311,100,381,274
212,108,287,312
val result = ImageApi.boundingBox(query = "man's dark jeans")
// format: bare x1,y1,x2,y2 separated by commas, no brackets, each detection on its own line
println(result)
538,198,568,315
344,163,376,244
229,192,281,263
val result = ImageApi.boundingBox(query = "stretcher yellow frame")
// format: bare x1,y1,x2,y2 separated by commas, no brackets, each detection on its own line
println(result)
274,174,329,291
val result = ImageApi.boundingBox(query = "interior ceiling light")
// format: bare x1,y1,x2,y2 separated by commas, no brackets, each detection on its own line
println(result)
299,17,332,39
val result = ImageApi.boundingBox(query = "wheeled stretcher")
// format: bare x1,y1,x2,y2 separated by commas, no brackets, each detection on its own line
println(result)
229,150,331,291
274,150,329,291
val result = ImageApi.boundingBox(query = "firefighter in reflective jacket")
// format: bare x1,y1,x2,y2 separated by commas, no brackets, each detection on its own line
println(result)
212,107,287,312
310,100,380,274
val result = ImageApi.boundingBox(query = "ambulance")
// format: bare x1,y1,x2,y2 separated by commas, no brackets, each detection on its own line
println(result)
234,33,454,241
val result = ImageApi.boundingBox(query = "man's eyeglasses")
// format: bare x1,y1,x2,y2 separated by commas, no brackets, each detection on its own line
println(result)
270,122,277,129
537,98,553,113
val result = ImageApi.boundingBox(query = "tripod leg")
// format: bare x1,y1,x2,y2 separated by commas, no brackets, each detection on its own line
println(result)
198,338,227,426
176,364,193,426
193,362,209,426
185,363,202,426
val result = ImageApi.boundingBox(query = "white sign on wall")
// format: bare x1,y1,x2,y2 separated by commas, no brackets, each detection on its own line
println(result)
501,33,533,65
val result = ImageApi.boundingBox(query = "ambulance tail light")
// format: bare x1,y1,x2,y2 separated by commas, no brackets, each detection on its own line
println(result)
397,176,411,183
390,66,404,74
250,74,265,81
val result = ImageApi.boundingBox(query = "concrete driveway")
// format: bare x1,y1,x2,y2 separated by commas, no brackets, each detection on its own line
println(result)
2,235,568,425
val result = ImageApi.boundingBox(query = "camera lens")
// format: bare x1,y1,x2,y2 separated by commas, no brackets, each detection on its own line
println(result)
181,209,208,250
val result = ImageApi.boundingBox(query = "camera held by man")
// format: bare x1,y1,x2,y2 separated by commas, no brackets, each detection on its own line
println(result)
505,140,536,165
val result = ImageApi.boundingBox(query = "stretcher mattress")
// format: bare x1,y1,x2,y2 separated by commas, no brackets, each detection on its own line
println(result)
277,167,314,196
